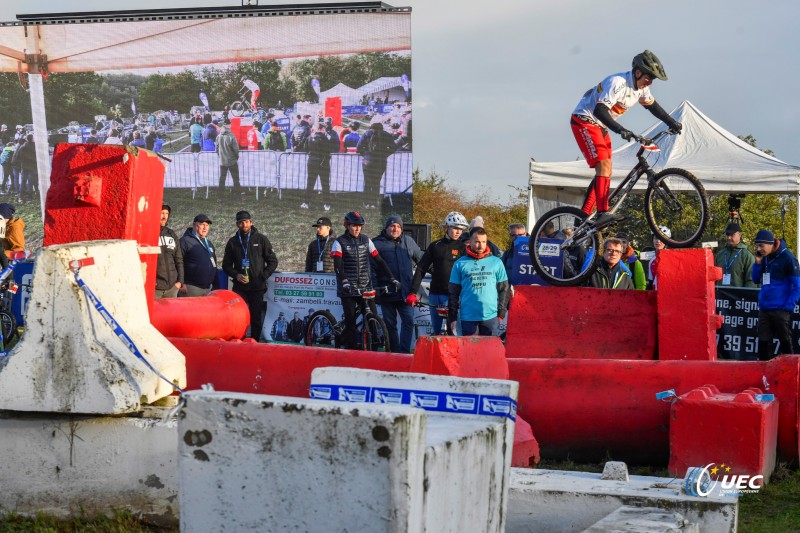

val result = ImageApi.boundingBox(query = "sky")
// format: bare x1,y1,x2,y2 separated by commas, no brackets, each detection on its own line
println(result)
2,0,799,200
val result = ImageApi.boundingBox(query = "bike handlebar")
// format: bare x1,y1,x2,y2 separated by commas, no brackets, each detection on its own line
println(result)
634,128,677,146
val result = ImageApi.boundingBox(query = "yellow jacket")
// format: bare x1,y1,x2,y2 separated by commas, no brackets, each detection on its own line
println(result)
4,217,24,258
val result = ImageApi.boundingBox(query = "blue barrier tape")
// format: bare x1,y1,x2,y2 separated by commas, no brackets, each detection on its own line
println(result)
73,269,183,393
656,389,677,402
755,394,775,403
309,384,517,421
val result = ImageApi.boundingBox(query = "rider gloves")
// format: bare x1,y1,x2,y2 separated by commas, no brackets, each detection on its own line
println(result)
619,129,635,141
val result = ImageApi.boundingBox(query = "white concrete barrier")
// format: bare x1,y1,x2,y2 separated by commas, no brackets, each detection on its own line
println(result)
310,367,518,533
0,240,185,414
506,467,737,533
178,391,426,533
0,409,179,523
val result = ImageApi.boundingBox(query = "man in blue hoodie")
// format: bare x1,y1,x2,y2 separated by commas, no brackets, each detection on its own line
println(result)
751,229,800,360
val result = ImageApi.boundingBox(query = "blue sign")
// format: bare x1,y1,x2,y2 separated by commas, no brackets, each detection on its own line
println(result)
11,259,34,327
510,236,564,285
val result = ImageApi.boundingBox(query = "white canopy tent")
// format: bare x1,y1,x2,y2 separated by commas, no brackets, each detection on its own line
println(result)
357,75,408,102
527,100,800,251
0,6,411,215
320,82,363,106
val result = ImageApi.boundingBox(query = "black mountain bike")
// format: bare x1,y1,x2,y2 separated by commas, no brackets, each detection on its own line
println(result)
304,286,391,352
0,281,19,348
530,129,709,286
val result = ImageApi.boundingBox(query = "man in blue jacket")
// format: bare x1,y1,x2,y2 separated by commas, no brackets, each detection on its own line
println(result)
371,215,423,352
751,229,800,360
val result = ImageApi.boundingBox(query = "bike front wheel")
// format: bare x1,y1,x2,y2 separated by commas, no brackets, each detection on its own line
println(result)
363,315,391,352
529,206,601,286
645,168,709,248
0,311,16,345
304,310,339,348
230,101,246,117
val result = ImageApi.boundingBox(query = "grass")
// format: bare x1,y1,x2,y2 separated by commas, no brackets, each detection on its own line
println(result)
11,186,412,273
0,510,176,532
538,457,800,532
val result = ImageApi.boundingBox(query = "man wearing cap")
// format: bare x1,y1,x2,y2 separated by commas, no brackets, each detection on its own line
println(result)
305,216,336,273
751,229,800,360
222,210,279,341
371,215,423,352
0,202,24,258
179,214,218,297
155,204,184,298
714,223,755,288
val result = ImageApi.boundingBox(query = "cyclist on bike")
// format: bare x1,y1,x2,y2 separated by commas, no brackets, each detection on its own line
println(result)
241,77,261,112
406,211,468,335
331,211,399,349
572,50,682,228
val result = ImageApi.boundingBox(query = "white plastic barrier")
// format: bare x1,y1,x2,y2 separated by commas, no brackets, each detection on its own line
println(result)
310,367,518,533
0,240,185,414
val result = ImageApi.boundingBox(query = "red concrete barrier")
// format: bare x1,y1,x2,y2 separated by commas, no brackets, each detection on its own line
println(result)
410,336,509,379
668,385,778,481
657,249,723,360
151,290,249,340
512,416,541,468
508,356,800,463
505,286,657,359
172,338,412,397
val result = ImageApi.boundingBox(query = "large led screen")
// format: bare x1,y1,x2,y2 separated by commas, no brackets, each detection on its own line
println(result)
0,4,412,270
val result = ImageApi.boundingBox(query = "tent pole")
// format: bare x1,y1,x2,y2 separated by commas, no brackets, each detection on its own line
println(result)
526,183,536,233
28,73,51,222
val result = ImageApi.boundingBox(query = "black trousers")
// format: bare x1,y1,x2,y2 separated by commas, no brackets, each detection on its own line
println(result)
757,309,793,361
235,287,267,341
362,159,387,204
306,158,330,206
219,163,241,190
341,296,377,349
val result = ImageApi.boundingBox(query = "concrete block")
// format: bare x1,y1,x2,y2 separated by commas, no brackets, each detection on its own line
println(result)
0,409,178,525
600,461,629,482
310,367,517,533
669,385,778,482
582,506,699,532
0,241,185,414
506,467,737,533
178,391,427,533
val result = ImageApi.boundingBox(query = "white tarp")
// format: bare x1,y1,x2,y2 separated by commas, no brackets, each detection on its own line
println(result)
320,83,363,106
528,100,800,230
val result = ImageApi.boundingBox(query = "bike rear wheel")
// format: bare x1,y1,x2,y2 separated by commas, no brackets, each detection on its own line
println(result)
529,206,602,286
230,101,246,117
304,310,339,348
0,311,16,345
644,168,709,248
362,315,391,352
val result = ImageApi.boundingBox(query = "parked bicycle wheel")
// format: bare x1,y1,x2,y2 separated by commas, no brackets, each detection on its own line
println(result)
529,206,601,286
645,168,709,248
362,315,391,352
0,311,16,344
304,310,339,347
230,101,246,117
254,109,268,123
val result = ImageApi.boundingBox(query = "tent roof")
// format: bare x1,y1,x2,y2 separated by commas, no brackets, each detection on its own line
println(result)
529,100,800,194
320,82,362,99
357,75,406,95
0,12,410,73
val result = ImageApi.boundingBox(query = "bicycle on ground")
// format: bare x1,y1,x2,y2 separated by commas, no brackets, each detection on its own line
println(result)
304,286,392,352
411,299,452,336
529,129,708,286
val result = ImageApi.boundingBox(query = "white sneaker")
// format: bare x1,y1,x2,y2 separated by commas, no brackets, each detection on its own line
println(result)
323,204,331,211
300,202,309,209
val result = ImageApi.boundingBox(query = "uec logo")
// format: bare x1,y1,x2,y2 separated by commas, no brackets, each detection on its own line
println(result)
685,463,763,497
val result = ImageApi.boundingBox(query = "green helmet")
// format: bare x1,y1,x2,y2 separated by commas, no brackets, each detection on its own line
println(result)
632,50,668,81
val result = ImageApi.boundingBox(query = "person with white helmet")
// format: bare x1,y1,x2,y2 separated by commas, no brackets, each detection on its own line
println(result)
406,211,468,335
241,77,261,111
571,50,683,229
647,225,671,289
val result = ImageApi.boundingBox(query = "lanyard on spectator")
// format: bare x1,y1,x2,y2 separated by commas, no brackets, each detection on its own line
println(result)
193,231,211,256
69,258,183,393
763,247,786,274
238,231,251,259
723,249,742,272
317,235,329,258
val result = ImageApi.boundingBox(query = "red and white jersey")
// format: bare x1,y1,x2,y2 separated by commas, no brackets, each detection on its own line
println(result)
573,70,654,125
243,79,260,92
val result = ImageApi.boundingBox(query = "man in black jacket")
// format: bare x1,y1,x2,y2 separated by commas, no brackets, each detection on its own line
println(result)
303,122,333,211
356,123,397,209
222,210,279,341
155,204,184,298
179,214,218,296
305,216,335,273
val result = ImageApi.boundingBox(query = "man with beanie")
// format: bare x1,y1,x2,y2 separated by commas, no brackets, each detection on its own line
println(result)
714,223,756,287
371,215,423,352
0,202,23,258
449,227,509,336
751,229,800,360
459,216,502,257
155,204,184,298
222,210,279,341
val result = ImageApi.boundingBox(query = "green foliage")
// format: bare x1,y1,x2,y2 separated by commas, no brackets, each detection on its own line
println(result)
42,73,107,126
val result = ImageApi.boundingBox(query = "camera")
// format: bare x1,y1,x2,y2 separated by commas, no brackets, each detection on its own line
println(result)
728,194,745,212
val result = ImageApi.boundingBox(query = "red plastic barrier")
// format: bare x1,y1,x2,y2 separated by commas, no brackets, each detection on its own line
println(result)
151,290,249,340
44,143,165,314
657,249,723,360
513,417,541,468
508,356,800,463
172,338,413,397
505,286,657,359
410,336,509,379
668,385,778,480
